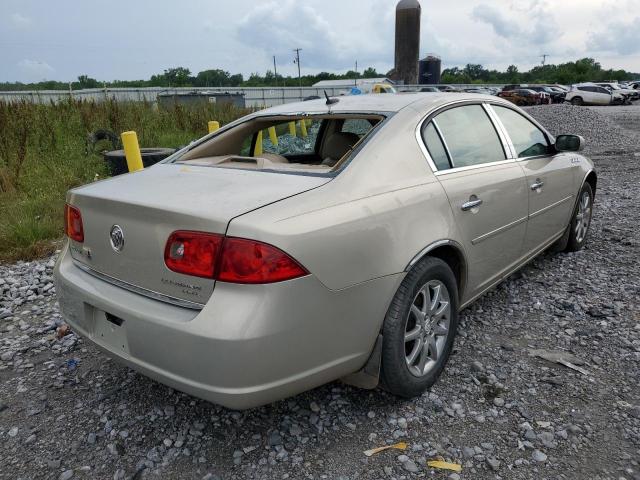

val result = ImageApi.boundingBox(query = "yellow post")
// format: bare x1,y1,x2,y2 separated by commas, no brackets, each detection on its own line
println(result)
208,121,220,133
289,121,297,137
254,131,263,156
299,119,308,137
268,126,278,146
121,131,144,172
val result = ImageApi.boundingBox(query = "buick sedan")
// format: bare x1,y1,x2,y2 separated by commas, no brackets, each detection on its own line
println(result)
54,93,596,409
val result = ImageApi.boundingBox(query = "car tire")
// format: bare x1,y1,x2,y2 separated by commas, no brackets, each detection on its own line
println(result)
565,182,594,252
571,97,584,106
380,257,459,398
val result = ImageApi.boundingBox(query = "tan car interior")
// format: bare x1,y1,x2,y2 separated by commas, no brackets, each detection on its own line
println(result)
175,115,383,172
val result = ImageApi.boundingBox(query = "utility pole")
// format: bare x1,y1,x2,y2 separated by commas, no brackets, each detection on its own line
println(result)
355,60,358,86
293,48,302,88
273,55,278,87
541,54,549,66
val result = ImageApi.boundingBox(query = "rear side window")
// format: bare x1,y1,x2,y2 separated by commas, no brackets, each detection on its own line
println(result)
433,105,506,168
493,106,550,158
422,122,451,170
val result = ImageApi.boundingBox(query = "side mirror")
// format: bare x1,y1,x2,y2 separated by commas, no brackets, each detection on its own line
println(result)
555,134,585,152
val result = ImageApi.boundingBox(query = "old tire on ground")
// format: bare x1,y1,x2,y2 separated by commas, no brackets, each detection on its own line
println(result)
571,96,584,106
103,148,177,176
565,182,594,252
380,257,459,398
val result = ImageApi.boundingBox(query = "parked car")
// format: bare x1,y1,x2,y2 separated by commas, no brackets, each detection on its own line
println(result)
594,82,638,103
498,88,547,106
526,86,565,103
55,93,596,409
419,86,440,93
565,84,616,106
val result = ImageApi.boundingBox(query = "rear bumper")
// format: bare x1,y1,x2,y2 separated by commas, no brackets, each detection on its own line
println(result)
54,243,401,409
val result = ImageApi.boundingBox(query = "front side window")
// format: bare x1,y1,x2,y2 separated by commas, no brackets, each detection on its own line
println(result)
493,106,550,158
433,105,506,168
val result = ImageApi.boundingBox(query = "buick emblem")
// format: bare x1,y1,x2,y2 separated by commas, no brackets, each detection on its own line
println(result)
109,225,125,252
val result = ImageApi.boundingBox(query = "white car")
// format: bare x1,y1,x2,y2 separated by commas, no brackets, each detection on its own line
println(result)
595,82,638,103
565,84,616,106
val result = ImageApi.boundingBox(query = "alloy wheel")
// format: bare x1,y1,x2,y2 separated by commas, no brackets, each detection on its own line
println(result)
404,280,451,377
574,191,592,243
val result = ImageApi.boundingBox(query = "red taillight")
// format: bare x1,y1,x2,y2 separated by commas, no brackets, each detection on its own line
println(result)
64,204,84,242
163,231,308,284
164,231,223,279
218,237,308,284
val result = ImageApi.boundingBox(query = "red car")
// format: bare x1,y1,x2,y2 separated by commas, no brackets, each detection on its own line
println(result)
498,88,549,106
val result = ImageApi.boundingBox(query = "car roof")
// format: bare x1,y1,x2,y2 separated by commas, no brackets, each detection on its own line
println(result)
256,93,501,116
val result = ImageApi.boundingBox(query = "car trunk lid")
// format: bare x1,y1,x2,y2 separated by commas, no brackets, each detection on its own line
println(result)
67,164,329,307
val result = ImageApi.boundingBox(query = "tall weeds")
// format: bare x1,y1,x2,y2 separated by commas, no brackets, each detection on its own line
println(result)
0,99,250,260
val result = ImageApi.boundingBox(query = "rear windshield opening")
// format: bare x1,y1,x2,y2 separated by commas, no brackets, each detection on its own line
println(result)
172,114,384,174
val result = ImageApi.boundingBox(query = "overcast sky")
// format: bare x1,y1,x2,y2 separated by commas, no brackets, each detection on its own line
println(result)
1,0,639,83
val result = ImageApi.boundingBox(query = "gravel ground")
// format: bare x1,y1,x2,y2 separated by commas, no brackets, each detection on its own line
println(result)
1,104,639,480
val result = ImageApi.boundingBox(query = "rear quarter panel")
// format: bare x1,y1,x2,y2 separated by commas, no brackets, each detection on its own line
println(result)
227,106,461,292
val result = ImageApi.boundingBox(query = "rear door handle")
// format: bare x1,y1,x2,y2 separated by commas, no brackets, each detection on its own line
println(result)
461,198,483,211
531,180,544,191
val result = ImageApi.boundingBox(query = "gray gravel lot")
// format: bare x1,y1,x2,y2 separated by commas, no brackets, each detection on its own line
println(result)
1,104,639,480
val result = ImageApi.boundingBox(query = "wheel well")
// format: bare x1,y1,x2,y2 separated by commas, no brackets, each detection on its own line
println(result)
585,171,597,196
424,245,466,300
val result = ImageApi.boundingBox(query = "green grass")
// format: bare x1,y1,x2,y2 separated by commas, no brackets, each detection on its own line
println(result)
0,99,249,261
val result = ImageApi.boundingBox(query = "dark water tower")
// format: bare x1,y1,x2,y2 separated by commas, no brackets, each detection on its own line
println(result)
394,0,421,85
419,55,441,85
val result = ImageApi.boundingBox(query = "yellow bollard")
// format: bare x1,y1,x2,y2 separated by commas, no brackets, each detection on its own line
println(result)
121,131,144,172
299,119,308,137
208,121,220,133
289,121,297,137
268,126,278,146
254,131,263,156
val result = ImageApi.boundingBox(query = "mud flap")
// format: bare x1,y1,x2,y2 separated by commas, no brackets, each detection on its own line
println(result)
340,334,382,389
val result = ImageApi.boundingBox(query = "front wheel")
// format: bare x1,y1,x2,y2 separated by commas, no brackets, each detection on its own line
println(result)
380,257,459,398
565,183,594,252
571,96,584,106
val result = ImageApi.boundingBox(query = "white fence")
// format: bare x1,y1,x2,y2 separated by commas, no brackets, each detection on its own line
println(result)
0,85,505,108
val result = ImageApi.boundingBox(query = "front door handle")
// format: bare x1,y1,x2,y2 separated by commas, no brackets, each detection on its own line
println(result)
531,180,544,191
461,198,483,211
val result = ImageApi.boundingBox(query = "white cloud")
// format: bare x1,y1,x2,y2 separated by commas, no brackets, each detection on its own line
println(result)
471,1,559,46
18,59,55,79
588,17,640,55
10,12,32,29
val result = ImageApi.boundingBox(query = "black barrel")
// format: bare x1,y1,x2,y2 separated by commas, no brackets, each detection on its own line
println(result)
103,148,177,176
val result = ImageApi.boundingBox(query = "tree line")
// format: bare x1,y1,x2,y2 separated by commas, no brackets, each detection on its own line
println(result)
442,58,636,85
0,58,636,91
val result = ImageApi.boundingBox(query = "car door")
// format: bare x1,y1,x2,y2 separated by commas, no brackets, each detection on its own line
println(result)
421,104,529,298
490,104,577,255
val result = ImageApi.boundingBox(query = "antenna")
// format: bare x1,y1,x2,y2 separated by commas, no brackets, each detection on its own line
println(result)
324,90,339,106
541,54,549,66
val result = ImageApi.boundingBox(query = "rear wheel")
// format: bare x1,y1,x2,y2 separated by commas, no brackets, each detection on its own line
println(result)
565,183,594,252
380,257,459,398
571,96,584,106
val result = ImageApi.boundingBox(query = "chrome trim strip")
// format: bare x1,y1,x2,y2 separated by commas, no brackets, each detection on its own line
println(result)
529,195,573,220
405,239,466,271
435,158,518,176
431,119,454,167
483,103,515,159
72,260,205,310
471,216,528,245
